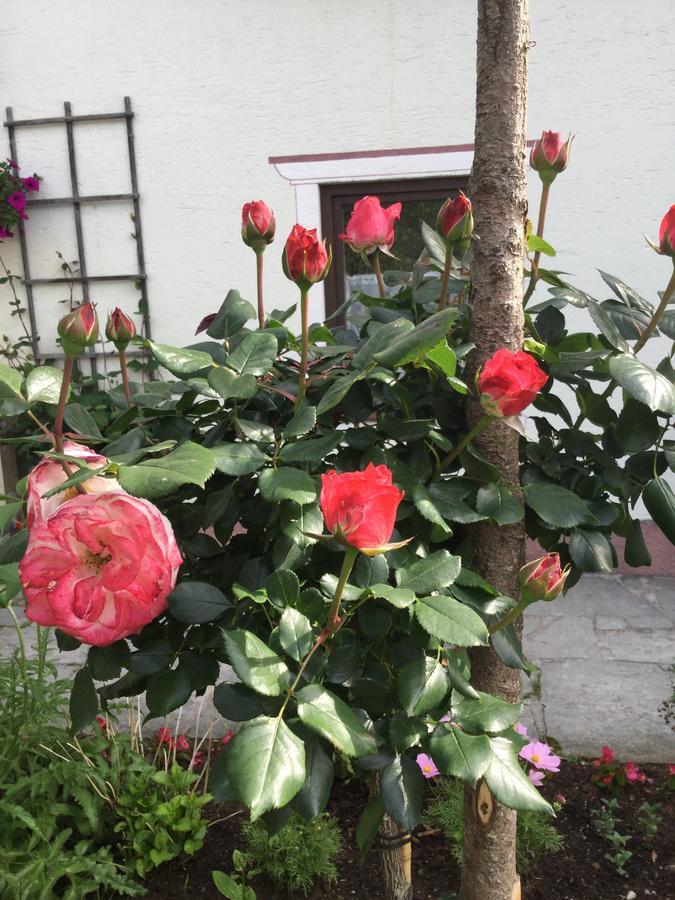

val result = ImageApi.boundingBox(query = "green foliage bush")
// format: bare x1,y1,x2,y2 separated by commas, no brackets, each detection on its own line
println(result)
243,812,341,896
425,777,564,871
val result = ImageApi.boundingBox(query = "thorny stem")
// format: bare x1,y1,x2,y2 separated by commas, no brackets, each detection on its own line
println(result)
489,599,529,634
523,181,550,306
634,264,675,353
256,251,265,330
438,246,454,310
440,414,492,470
53,357,74,455
119,349,133,406
372,253,387,299
295,288,310,410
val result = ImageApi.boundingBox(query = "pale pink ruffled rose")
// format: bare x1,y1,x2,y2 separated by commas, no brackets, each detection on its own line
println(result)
20,492,182,646
27,441,121,528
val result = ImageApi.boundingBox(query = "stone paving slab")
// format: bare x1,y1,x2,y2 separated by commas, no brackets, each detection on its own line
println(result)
2,574,674,761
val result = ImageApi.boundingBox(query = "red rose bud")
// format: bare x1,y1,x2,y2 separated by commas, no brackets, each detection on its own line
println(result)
320,463,408,556
530,131,573,185
436,192,473,255
241,200,276,252
519,553,570,604
105,307,136,351
658,205,675,257
338,195,402,255
478,348,548,417
57,302,99,357
282,224,332,289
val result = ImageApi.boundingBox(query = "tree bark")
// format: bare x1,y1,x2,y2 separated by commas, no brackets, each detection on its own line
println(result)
460,1,529,899
377,812,413,900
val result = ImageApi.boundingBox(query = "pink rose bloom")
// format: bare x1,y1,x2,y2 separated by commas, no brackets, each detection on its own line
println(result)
416,753,440,779
528,769,545,786
339,196,402,255
26,441,121,528
519,741,561,773
20,492,182,646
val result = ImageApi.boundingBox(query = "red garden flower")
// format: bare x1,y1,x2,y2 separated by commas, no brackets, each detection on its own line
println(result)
57,302,100,357
241,200,275,250
530,131,573,184
339,196,402,255
105,307,136,351
436,192,473,253
658,205,675,257
519,553,570,603
282,224,331,288
320,463,407,555
478,348,548,417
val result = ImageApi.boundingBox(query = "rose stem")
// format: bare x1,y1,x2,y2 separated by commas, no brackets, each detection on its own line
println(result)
295,287,310,410
438,246,454,310
372,253,387,299
120,349,133,406
523,181,550,306
634,263,675,352
256,251,265,330
440,414,492,470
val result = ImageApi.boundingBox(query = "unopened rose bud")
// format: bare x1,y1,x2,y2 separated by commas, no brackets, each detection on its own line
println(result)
105,307,136,351
282,224,332,290
530,131,573,185
657,206,675,258
519,553,569,603
436,191,473,256
57,302,99,357
241,200,276,253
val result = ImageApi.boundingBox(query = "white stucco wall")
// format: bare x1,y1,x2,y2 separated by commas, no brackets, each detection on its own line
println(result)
0,0,672,363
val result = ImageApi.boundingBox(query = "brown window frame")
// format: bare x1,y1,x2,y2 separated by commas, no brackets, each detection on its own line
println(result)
320,175,469,319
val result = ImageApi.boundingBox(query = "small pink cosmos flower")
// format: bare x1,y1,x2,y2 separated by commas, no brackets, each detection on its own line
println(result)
416,753,440,779
514,723,529,737
528,769,545,786
519,741,561,772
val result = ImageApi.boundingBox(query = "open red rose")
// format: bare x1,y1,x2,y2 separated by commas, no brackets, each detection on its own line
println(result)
478,349,548,417
20,492,182,646
241,200,275,250
282,224,331,288
658,205,675,257
339,196,402,255
320,463,406,555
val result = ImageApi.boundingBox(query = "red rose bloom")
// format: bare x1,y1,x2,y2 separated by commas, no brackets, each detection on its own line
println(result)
105,307,136,350
282,224,331,288
478,349,548,417
519,552,569,603
530,131,573,184
339,196,402,255
658,205,675,257
320,463,405,554
436,192,473,243
241,200,275,249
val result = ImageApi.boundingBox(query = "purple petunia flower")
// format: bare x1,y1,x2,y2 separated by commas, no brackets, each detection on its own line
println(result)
22,176,40,192
0,226,13,239
7,191,26,213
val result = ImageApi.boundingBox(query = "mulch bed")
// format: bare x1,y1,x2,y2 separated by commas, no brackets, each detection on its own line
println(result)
132,762,674,900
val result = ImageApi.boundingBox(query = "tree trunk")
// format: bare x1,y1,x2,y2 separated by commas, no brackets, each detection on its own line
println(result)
461,1,529,899
377,813,413,900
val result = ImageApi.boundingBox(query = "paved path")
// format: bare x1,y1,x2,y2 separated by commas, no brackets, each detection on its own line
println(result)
2,574,674,762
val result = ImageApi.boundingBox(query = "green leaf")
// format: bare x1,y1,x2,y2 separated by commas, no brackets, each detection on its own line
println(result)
523,482,593,528
476,483,524,525
225,332,278,376
643,478,675,544
491,625,527,669
569,528,614,572
293,736,334,820
414,595,489,647
64,403,101,437
0,502,22,532
278,608,313,662
614,399,659,453
624,519,652,567
352,318,415,369
226,716,305,820
266,569,301,610
213,682,282,721
587,300,629,352
356,796,385,859
168,581,231,623
396,549,462,594
609,353,675,415
369,583,416,609
284,406,317,438
69,666,98,734
236,418,275,444
373,308,457,368
280,503,323,548
484,737,553,813
398,656,449,716
421,220,447,263
411,483,452,534
118,441,215,498
0,561,22,602
527,234,556,257
206,290,256,340
279,432,342,462
445,653,480,699
211,442,266,475
430,724,491,783
0,362,23,400
25,366,65,404
452,692,522,734
259,467,316,505
147,341,214,374
207,367,257,401
380,754,425,831
146,666,192,716
426,341,457,377
317,372,362,415
223,630,290,696
212,870,242,899
295,684,377,757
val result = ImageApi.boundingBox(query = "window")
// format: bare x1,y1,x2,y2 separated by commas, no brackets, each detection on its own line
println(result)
320,176,469,318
